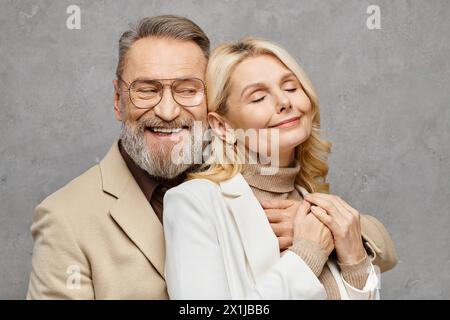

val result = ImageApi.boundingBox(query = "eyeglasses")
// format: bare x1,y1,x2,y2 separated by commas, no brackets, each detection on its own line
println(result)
118,76,206,109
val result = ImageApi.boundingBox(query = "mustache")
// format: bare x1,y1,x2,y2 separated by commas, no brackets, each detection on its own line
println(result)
132,115,195,132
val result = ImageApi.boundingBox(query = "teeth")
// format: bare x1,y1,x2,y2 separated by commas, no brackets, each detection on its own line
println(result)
150,127,183,134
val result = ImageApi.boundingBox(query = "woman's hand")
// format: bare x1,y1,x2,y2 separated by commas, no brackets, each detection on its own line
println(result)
261,199,299,251
262,199,335,256
303,193,367,265
293,200,334,257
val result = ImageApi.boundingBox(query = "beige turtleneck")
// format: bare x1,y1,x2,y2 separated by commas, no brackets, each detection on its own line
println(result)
242,161,371,300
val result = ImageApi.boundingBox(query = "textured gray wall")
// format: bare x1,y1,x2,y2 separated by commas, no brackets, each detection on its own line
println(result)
1,0,449,299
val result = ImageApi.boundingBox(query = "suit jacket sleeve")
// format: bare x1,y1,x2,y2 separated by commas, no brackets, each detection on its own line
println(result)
360,214,398,273
27,202,94,299
163,187,326,300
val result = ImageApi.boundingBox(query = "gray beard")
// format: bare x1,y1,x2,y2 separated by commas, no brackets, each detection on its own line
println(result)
120,122,193,180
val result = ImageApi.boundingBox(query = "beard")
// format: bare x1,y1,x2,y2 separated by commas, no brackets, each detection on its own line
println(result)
120,114,203,180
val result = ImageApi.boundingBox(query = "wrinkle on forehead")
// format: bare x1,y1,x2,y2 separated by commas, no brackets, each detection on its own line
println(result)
139,61,203,78
123,38,206,80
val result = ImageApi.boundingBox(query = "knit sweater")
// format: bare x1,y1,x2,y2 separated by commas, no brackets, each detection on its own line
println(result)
242,161,371,300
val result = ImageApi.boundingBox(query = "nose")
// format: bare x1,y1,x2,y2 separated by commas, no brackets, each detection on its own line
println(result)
274,89,291,113
153,87,181,122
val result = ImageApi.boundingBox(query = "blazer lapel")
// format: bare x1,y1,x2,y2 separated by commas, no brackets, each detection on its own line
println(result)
219,174,279,281
109,178,165,278
100,141,165,278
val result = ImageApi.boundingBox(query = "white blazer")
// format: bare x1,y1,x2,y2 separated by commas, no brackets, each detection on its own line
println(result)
163,173,380,300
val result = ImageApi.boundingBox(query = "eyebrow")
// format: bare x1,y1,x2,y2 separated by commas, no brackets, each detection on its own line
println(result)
280,72,296,82
240,72,297,99
240,82,266,99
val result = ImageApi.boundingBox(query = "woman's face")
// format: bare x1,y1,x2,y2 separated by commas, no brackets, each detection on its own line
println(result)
223,54,313,165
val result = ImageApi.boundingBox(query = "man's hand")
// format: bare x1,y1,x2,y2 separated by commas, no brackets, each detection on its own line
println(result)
261,199,299,251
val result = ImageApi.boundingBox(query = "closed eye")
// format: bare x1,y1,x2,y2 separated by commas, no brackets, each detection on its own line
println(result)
137,88,158,93
177,89,196,94
251,96,266,103
285,88,297,92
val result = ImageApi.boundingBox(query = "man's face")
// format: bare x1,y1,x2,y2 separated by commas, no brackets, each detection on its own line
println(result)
113,37,208,179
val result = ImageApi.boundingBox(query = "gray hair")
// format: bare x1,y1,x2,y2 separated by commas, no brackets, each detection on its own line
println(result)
116,15,210,79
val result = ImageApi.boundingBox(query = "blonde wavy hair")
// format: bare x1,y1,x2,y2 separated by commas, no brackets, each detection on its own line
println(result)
188,37,332,193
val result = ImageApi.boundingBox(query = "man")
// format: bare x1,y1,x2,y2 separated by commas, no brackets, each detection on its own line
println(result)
27,15,396,299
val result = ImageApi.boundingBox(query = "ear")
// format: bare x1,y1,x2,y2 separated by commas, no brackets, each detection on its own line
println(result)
113,79,123,121
207,112,234,143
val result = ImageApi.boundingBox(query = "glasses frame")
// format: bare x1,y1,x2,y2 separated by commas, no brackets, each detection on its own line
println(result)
117,76,206,109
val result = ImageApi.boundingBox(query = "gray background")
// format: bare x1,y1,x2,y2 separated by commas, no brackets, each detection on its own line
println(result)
0,0,449,299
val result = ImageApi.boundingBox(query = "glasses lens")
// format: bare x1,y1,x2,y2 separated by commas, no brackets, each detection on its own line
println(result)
173,79,205,107
130,80,162,108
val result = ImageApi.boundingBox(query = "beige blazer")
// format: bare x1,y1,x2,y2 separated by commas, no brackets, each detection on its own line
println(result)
27,141,167,299
27,140,397,299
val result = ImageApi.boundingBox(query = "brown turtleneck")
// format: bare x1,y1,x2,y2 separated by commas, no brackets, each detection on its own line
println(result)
242,162,371,300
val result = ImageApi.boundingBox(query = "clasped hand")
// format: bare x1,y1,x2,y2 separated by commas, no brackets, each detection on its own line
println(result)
261,194,366,264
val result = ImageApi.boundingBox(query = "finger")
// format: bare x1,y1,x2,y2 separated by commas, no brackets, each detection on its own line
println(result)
329,196,353,221
333,197,361,234
265,210,284,223
270,223,292,237
278,237,293,251
304,193,345,220
260,199,296,210
310,205,336,231
318,194,355,223
335,196,360,218
295,200,311,219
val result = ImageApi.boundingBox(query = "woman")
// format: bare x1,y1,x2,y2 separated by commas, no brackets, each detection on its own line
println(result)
163,38,382,299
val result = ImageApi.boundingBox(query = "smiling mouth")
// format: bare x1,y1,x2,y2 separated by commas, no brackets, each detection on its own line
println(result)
146,126,190,136
269,116,301,128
